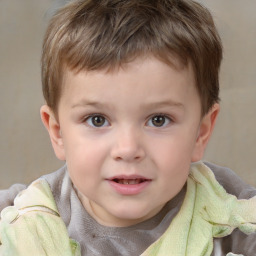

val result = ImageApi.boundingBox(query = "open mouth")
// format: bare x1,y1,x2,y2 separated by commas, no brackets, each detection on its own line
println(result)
112,178,148,185
108,176,151,195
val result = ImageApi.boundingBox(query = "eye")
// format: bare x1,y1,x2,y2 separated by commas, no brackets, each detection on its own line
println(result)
85,115,110,128
146,115,171,127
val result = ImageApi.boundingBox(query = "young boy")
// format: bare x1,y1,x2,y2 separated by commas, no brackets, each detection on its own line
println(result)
1,0,256,255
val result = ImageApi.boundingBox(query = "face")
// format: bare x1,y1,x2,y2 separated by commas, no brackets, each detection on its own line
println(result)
42,57,218,227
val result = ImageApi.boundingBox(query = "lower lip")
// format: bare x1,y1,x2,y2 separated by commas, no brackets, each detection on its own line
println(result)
107,180,151,195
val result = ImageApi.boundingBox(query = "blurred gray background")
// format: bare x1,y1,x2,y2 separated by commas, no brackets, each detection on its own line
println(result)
0,0,255,189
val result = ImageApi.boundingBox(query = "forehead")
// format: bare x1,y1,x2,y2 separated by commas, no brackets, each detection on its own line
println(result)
59,57,200,113
62,56,193,90
62,54,192,86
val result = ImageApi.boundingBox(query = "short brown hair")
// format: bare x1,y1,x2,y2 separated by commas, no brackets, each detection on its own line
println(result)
42,0,222,116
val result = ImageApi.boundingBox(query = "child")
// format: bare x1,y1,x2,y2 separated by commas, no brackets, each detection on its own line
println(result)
0,0,256,255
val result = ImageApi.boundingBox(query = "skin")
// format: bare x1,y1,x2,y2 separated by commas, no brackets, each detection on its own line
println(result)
41,56,219,227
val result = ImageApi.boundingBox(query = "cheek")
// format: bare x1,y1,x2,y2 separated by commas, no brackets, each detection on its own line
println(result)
151,133,196,181
64,131,109,163
66,152,100,200
153,134,196,164
63,139,104,183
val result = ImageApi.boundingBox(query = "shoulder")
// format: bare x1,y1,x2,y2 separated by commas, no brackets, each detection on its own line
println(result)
204,161,256,199
0,165,68,212
0,183,26,211
41,165,69,194
205,162,256,256
41,165,73,225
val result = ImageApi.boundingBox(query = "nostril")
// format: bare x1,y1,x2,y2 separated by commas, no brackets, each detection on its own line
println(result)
111,147,146,162
110,132,146,162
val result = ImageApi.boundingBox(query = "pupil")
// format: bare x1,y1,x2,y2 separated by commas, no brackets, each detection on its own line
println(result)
152,116,165,127
92,116,105,127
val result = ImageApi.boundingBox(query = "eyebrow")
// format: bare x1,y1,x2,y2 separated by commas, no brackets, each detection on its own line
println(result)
140,100,185,111
71,99,184,110
71,100,108,109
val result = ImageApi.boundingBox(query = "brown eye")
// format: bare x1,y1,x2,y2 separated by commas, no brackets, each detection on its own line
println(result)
147,115,171,127
86,115,109,127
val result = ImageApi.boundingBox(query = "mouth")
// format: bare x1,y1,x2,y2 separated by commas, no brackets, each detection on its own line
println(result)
111,178,148,185
107,176,151,195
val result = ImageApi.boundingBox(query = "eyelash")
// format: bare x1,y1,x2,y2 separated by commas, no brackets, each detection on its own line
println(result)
83,114,110,128
83,113,173,128
146,114,173,128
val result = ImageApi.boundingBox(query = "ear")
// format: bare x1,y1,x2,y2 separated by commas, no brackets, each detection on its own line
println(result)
191,103,220,162
40,105,66,161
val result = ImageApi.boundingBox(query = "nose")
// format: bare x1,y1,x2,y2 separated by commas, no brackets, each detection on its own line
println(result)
110,127,146,162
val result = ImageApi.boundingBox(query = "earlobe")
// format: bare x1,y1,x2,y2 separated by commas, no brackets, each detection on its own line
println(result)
40,105,66,161
191,103,220,162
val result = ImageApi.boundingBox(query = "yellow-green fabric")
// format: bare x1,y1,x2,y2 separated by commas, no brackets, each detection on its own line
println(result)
142,162,256,256
0,162,255,256
0,179,81,256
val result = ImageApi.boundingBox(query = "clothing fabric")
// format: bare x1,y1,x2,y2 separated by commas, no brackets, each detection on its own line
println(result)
0,162,256,255
0,179,81,256
142,162,256,255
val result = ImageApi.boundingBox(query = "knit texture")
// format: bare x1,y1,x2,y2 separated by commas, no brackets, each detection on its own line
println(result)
0,162,255,255
141,162,256,256
0,179,80,256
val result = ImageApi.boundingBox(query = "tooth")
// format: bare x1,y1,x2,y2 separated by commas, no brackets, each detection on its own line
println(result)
115,179,146,185
120,179,129,184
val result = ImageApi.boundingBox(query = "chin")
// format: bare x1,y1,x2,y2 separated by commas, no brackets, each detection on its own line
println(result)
109,206,159,226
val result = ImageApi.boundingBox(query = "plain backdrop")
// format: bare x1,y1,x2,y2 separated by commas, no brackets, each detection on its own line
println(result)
0,0,255,188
